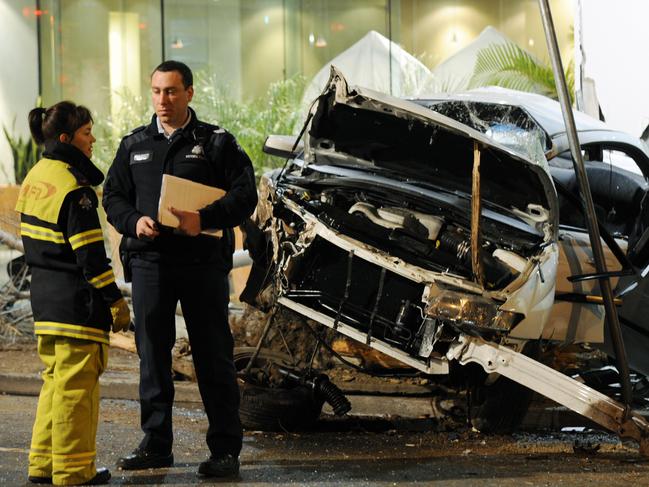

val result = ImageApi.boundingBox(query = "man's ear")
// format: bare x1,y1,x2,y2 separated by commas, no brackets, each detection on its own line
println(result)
59,133,70,143
187,86,194,103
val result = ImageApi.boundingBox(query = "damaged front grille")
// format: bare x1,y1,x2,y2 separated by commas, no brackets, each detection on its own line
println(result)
283,236,437,357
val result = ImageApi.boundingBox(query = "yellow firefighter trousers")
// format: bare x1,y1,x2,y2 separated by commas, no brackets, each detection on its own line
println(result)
28,335,107,485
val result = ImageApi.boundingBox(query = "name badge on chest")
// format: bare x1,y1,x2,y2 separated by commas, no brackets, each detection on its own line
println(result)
185,144,205,159
130,151,153,165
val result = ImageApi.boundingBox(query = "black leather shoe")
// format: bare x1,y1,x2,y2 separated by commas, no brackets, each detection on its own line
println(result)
198,454,240,478
83,467,111,485
27,475,51,484
116,448,173,470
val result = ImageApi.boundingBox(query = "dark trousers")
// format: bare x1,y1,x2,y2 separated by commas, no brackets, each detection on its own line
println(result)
130,258,242,457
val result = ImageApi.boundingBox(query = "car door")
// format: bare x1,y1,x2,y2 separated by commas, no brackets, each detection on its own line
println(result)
544,143,649,376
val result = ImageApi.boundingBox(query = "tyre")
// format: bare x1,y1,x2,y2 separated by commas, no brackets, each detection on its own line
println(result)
469,341,540,433
234,347,324,431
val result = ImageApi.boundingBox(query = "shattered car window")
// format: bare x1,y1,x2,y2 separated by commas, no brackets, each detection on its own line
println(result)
416,100,550,166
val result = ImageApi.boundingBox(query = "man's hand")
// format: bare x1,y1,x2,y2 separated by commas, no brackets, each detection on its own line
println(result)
169,207,201,236
136,216,160,240
110,297,131,333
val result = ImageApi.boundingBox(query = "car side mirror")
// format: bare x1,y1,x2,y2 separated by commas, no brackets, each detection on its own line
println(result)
263,135,303,159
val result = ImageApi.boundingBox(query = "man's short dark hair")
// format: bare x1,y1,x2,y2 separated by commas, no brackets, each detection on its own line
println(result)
152,60,193,88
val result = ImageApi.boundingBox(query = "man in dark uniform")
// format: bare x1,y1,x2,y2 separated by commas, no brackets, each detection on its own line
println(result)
102,60,257,479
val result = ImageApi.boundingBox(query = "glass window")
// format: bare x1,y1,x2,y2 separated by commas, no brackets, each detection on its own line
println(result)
163,0,246,100
39,0,161,115
38,0,576,109
34,0,575,172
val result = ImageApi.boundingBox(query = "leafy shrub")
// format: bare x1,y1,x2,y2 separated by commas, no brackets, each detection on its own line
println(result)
92,74,307,178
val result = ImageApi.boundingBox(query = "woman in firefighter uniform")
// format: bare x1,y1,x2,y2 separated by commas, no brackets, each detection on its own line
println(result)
16,101,130,486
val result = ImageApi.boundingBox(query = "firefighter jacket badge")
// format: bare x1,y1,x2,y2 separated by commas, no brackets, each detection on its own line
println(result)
79,193,94,211
191,144,204,156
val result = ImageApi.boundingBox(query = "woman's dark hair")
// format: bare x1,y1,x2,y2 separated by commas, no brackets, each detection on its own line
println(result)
28,101,93,145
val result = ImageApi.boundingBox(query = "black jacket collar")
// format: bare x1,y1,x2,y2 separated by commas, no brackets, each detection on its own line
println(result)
43,141,104,186
145,107,200,138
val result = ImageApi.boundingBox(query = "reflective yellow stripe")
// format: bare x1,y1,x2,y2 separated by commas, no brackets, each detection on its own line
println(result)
53,458,94,467
20,222,65,244
53,450,96,460
29,448,51,455
30,445,51,453
69,228,104,250
34,322,110,345
88,269,115,289
52,449,96,467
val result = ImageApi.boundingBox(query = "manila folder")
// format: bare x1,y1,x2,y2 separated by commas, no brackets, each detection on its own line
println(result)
158,174,225,238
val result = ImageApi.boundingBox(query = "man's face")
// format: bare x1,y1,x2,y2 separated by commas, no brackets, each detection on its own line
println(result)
151,70,194,129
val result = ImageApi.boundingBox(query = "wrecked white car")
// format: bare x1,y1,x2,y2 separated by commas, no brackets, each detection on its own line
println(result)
417,87,649,376
240,68,649,453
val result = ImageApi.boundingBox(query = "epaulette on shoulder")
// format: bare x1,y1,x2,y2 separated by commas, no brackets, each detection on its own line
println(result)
196,120,225,135
124,125,146,138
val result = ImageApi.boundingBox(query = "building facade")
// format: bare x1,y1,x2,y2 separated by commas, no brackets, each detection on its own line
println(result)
0,0,574,182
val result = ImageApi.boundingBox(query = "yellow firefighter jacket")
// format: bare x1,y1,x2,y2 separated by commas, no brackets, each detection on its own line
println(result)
15,142,121,344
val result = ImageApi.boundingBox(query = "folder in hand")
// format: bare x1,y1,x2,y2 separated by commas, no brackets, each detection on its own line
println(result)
157,174,225,238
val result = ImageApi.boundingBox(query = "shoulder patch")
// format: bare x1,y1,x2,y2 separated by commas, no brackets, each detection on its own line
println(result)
214,128,226,134
78,192,95,211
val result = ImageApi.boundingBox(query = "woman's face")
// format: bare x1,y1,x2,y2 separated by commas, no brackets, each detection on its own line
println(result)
70,121,96,158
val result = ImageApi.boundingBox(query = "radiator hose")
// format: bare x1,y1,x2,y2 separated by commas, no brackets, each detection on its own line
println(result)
312,374,352,416
279,367,352,416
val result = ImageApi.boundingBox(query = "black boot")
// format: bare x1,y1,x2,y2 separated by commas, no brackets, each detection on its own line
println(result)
83,468,111,485
198,454,240,478
27,475,51,484
116,448,174,470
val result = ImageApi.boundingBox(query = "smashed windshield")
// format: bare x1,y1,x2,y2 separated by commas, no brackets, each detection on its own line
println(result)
415,100,550,166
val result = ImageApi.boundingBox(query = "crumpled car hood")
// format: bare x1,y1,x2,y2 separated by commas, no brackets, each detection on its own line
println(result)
306,67,559,236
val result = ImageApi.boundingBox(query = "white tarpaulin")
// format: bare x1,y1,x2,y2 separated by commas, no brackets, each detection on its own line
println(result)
300,30,433,111
300,26,523,114
430,26,515,93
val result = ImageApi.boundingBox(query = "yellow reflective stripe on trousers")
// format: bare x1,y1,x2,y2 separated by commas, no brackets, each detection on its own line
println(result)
88,269,115,289
53,450,96,460
29,446,52,456
20,222,65,244
68,228,104,250
53,450,96,466
34,322,110,344
53,453,95,467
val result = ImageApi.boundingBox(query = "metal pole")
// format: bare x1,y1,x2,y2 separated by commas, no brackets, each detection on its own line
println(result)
160,0,166,61
243,304,279,376
35,0,42,96
537,0,633,410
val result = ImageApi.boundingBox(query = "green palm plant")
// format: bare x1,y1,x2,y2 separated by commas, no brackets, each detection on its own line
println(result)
3,121,41,184
469,42,574,103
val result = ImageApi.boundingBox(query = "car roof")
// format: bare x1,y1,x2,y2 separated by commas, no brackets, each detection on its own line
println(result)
415,87,649,163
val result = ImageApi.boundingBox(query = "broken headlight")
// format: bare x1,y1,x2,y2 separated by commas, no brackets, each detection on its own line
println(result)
426,290,523,332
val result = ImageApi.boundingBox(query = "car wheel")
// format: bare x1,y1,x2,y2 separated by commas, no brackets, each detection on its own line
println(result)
469,341,540,433
234,347,324,432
